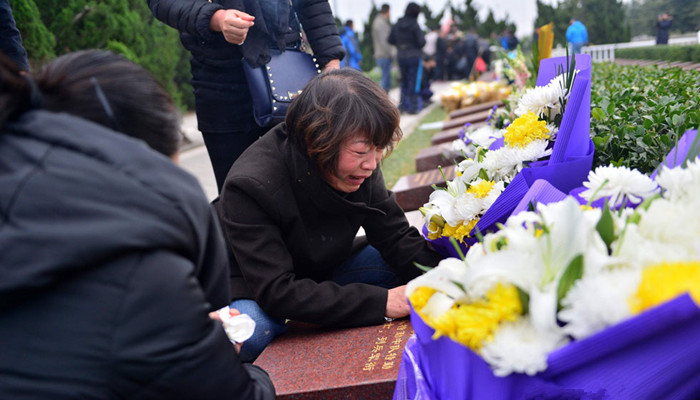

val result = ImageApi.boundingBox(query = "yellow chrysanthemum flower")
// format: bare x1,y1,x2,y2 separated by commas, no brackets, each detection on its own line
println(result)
504,111,550,148
413,284,522,351
629,261,700,314
468,180,496,199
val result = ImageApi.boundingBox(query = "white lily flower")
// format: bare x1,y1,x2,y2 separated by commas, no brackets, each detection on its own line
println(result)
406,257,470,301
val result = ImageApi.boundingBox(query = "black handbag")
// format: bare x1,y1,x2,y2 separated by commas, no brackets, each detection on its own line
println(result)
242,47,322,127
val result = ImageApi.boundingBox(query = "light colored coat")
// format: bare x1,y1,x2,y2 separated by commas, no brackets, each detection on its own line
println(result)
372,14,393,59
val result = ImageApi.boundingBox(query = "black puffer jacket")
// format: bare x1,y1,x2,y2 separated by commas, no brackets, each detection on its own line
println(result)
388,16,425,59
148,0,345,68
0,111,274,399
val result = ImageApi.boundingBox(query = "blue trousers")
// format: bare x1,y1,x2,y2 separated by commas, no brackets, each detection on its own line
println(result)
376,57,392,93
231,244,400,362
398,57,421,113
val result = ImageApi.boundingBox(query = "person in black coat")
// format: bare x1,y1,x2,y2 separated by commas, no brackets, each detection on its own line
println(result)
148,0,345,192
0,0,29,71
0,50,274,399
218,69,443,362
388,2,426,114
656,13,673,45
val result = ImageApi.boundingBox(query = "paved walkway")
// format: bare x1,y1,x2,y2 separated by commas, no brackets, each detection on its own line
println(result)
179,80,454,200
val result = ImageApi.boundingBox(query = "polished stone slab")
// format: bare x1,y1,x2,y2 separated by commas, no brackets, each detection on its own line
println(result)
254,319,414,399
392,166,457,211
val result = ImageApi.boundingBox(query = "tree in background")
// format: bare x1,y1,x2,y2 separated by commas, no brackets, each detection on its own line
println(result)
450,0,480,32
8,0,55,66
422,3,446,31
10,0,193,110
358,4,379,72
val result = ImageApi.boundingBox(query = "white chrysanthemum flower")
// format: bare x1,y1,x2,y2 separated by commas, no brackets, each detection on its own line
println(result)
558,268,640,339
656,159,700,201
514,73,570,120
579,165,660,207
481,140,551,182
614,196,700,266
453,191,481,223
480,318,569,376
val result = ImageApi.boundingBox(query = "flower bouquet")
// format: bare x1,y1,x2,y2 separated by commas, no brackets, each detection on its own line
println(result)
394,157,700,400
421,54,594,259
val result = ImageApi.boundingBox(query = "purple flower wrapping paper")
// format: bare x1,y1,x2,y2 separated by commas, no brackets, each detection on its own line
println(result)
394,295,700,400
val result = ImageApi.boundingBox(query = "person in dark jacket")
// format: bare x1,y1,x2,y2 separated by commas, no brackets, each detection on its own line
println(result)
656,13,673,45
218,69,443,362
388,2,425,114
148,0,345,193
0,0,29,71
0,50,274,399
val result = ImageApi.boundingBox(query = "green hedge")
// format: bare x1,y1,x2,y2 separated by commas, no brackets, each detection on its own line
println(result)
615,44,700,63
590,62,700,174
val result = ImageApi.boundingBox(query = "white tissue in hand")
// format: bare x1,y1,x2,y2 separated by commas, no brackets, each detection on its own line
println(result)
217,307,256,343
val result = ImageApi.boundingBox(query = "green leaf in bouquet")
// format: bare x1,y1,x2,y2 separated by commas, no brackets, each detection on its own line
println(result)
596,199,616,252
449,236,466,261
637,193,661,212
516,286,530,315
413,262,433,273
556,254,584,310
474,226,485,243
478,168,489,181
431,184,447,191
527,200,537,212
591,107,605,122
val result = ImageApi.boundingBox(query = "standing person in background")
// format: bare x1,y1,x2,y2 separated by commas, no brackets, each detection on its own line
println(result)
340,20,362,70
434,28,448,81
463,27,479,80
0,0,29,71
372,3,393,93
148,0,344,193
389,2,425,114
0,50,275,399
566,18,588,54
656,13,673,45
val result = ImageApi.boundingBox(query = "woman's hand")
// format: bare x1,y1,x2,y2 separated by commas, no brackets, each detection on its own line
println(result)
209,307,243,353
385,285,410,319
323,59,341,72
209,9,254,45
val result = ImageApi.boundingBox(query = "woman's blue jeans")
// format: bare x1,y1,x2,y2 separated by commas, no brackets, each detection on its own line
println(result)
231,244,400,362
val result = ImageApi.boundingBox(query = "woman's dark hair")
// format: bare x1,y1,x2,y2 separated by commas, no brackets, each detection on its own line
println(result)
285,68,401,177
0,50,180,156
405,2,421,18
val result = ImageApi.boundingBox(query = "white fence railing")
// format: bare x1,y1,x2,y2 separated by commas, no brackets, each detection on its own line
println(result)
550,31,700,62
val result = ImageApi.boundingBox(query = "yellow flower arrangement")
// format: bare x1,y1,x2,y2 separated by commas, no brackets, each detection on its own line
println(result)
504,111,550,148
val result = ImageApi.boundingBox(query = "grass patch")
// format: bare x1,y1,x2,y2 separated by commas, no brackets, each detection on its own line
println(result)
381,106,448,189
